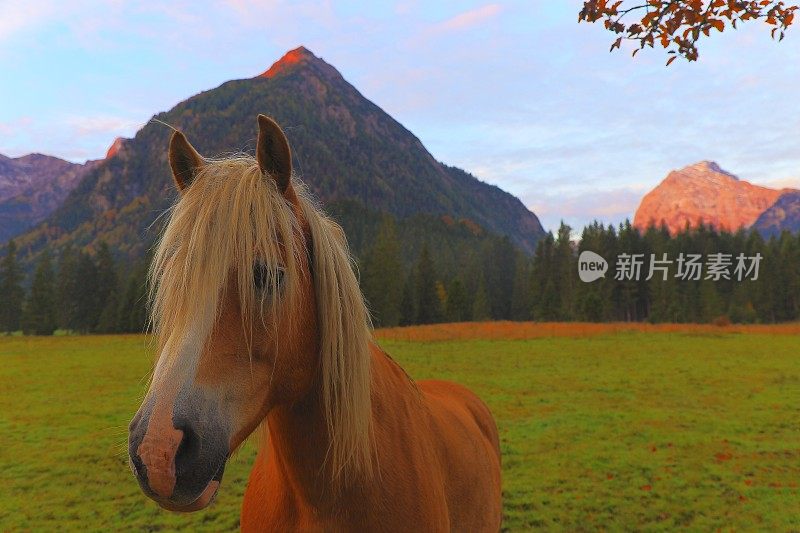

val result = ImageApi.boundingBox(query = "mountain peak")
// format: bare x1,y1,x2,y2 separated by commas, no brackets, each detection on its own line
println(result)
0,152,96,243
683,160,737,179
634,162,783,233
11,45,543,259
106,137,126,159
258,46,322,78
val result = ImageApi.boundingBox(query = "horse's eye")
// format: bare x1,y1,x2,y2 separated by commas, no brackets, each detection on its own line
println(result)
253,262,284,292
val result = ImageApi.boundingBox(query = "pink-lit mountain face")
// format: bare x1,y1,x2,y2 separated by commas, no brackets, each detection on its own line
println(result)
633,161,792,234
258,46,320,78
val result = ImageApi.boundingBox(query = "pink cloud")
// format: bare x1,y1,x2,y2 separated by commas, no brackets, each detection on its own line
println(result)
0,116,33,136
0,0,55,42
65,115,142,137
430,3,502,34
526,186,648,231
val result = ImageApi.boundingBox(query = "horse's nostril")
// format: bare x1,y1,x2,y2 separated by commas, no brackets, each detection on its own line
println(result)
174,423,199,469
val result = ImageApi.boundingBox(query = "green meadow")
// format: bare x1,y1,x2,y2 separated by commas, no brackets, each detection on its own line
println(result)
1,330,799,531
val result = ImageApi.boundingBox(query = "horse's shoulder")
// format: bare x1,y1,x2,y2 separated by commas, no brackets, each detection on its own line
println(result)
417,379,485,409
417,380,497,442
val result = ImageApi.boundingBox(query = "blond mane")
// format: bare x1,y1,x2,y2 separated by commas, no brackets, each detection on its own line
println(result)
148,155,373,483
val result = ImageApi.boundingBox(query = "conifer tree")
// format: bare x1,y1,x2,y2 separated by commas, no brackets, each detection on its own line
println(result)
435,281,448,318
117,261,149,333
483,237,516,320
97,287,121,333
56,246,80,331
361,217,403,327
446,278,471,322
472,276,491,321
415,244,443,324
22,251,56,335
399,270,417,327
617,221,646,321
554,223,576,319
575,221,614,321
73,251,99,333
0,240,24,333
531,233,559,320
95,242,120,333
510,254,533,321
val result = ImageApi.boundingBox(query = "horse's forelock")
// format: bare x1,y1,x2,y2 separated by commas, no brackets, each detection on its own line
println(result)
148,156,303,356
148,156,374,484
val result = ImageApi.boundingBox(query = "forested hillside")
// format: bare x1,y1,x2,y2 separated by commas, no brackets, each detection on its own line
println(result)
10,47,543,271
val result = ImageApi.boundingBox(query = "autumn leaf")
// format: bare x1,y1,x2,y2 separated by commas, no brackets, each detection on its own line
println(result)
578,0,798,63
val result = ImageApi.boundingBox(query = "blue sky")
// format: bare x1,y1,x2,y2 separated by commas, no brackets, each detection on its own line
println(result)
2,1,799,232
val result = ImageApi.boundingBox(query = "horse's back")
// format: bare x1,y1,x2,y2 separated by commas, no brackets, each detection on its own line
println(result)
418,379,502,532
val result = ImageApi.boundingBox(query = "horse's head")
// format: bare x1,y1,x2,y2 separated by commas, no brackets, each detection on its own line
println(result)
128,116,329,511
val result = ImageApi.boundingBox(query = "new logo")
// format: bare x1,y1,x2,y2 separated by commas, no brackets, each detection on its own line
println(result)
578,251,608,283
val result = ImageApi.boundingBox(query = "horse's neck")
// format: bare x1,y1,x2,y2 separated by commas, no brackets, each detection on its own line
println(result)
258,341,418,512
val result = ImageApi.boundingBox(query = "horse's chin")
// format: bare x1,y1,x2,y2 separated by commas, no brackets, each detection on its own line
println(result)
157,479,220,512
155,461,226,513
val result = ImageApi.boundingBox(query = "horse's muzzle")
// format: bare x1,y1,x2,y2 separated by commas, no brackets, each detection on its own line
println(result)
128,399,229,512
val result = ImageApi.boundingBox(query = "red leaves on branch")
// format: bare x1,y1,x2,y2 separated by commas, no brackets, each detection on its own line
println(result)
578,0,797,64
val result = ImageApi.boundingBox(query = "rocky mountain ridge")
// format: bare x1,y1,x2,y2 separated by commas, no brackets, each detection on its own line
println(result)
633,161,795,234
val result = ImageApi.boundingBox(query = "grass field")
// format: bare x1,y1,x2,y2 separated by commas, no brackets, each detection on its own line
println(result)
1,324,799,531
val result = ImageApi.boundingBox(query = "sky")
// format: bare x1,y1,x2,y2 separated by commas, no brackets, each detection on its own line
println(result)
2,1,799,232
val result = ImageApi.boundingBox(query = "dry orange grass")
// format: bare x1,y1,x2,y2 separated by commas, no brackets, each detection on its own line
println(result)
375,321,800,342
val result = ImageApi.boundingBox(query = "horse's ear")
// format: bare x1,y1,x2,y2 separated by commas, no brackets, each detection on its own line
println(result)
256,115,292,193
168,130,204,192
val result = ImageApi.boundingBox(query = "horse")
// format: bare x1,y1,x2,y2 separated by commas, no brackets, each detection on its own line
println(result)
128,115,502,531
